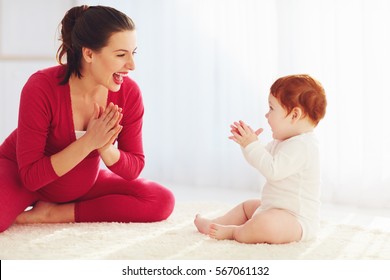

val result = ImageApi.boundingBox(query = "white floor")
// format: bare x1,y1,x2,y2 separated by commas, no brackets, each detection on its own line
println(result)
169,183,390,231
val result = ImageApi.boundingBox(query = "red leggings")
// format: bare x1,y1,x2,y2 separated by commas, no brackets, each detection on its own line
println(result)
0,158,175,232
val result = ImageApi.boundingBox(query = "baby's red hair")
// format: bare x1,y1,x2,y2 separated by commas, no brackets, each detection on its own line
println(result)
270,74,327,126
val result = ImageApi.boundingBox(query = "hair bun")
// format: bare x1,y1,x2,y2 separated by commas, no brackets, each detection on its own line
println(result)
58,6,88,52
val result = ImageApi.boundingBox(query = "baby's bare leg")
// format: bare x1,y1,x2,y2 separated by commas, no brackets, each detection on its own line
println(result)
210,209,302,244
194,199,260,234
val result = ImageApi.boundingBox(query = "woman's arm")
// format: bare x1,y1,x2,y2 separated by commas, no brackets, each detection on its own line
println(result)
51,103,122,176
100,80,145,181
17,73,61,190
17,72,122,191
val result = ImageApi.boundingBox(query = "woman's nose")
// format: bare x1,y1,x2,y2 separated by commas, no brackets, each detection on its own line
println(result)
126,56,135,71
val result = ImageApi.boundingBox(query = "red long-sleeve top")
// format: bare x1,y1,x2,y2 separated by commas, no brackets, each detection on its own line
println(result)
0,66,145,202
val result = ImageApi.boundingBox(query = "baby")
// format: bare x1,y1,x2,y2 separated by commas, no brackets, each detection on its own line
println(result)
194,74,327,244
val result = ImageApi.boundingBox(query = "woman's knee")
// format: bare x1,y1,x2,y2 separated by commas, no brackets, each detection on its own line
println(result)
135,179,175,222
151,183,175,221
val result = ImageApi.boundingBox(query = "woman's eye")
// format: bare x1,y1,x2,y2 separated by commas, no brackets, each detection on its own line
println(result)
117,54,126,57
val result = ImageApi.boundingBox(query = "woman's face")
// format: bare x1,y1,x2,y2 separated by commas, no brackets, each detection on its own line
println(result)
87,30,137,92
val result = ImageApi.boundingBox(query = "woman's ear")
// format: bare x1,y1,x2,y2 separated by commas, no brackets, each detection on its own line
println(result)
82,47,94,63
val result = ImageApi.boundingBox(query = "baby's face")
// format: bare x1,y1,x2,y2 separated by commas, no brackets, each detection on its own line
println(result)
265,94,294,141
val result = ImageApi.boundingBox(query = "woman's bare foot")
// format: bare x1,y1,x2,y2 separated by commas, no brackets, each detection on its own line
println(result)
15,201,57,224
194,214,213,234
209,223,236,240
16,200,75,224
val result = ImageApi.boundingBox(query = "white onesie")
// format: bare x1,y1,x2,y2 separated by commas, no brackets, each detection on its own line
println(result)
242,132,321,241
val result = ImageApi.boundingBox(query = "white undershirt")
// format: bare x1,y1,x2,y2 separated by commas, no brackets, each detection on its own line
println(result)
242,132,321,223
75,130,86,140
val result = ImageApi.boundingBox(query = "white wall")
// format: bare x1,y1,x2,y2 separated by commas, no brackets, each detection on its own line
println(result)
0,0,72,57
0,0,73,139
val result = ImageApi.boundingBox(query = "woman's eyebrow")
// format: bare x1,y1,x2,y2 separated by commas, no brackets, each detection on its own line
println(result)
114,47,137,52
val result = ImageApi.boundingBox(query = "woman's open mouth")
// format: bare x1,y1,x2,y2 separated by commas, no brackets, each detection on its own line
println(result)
113,72,128,85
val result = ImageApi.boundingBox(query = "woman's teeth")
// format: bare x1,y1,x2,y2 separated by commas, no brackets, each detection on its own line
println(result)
113,72,125,83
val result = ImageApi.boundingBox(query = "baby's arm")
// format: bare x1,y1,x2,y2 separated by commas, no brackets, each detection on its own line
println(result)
243,138,307,181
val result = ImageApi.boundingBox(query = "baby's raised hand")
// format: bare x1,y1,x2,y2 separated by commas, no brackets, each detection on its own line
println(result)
229,120,263,148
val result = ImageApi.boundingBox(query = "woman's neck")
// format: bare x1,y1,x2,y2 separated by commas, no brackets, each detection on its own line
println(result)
69,75,106,99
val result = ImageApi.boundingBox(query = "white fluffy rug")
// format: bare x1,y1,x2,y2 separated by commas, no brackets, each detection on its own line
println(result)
1,202,389,260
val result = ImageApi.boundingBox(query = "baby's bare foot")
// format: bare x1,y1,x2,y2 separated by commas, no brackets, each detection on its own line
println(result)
15,201,56,224
194,214,213,234
209,223,235,240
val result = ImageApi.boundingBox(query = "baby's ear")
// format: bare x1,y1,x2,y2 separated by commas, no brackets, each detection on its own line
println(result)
291,107,303,122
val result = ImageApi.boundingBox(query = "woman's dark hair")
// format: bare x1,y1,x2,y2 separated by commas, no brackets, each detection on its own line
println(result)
56,5,135,84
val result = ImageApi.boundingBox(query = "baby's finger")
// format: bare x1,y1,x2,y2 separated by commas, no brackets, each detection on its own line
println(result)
234,123,246,136
247,125,255,133
228,135,239,143
230,130,243,141
230,125,240,135
239,121,253,133
255,128,264,136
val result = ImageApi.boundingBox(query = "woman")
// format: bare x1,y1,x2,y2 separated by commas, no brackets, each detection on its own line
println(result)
0,5,175,232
